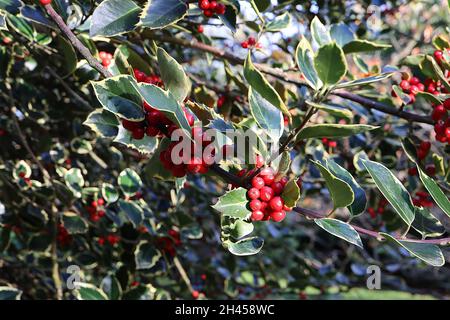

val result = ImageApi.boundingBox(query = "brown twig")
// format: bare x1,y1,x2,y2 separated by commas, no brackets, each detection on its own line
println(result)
44,4,112,78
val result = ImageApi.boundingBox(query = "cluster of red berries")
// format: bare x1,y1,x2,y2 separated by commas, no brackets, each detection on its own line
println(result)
412,191,433,207
159,127,223,178
240,166,291,222
121,68,186,140
321,138,337,148
241,37,261,49
86,198,106,222
57,224,71,246
39,0,52,5
98,234,120,246
367,198,387,219
156,229,182,257
392,76,424,104
198,0,226,17
432,102,450,144
99,51,113,68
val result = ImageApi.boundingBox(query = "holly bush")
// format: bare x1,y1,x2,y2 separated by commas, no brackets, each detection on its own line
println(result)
0,0,449,300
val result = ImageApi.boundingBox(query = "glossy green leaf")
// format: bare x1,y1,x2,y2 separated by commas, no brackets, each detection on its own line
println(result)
135,241,161,269
335,72,396,90
118,168,142,197
0,0,21,14
266,12,290,31
362,159,415,226
412,207,446,238
83,108,119,138
343,39,391,54
57,36,77,76
314,42,347,85
75,283,108,300
92,75,144,121
62,211,88,234
212,188,251,219
248,87,284,143
313,161,354,210
281,179,301,208
315,218,363,248
305,101,353,120
101,275,123,300
157,47,191,102
64,168,84,198
101,183,119,203
310,16,331,46
0,286,22,300
244,53,290,117
90,0,140,37
139,0,187,29
295,37,322,90
417,166,450,217
326,159,366,216
296,124,377,140
115,44,152,75
330,22,355,47
118,199,143,227
13,160,31,179
230,219,254,240
134,83,191,133
6,14,33,41
114,125,159,155
227,237,264,256
380,233,445,267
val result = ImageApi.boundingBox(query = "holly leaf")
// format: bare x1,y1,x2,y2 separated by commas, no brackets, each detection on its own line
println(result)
295,37,322,90
310,16,331,46
101,183,119,203
90,0,140,37
62,211,88,234
343,39,391,54
135,241,162,269
118,199,143,227
64,168,84,198
157,47,191,102
313,161,354,211
362,159,415,226
380,233,445,267
417,166,450,218
227,237,264,256
74,283,109,300
139,0,188,29
244,53,290,118
315,218,363,248
314,42,347,85
118,168,142,197
296,124,377,140
212,188,251,219
281,179,301,208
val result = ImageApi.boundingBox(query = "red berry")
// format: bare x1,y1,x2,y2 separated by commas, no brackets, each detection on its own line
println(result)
199,0,210,10
434,50,444,64
97,210,106,218
417,83,424,91
237,169,247,177
215,3,226,14
417,148,427,160
172,165,187,178
247,188,260,200
419,141,431,152
262,174,275,185
280,176,289,186
122,119,141,131
409,85,419,95
255,154,264,168
271,181,284,195
408,167,418,176
97,198,105,206
409,77,420,85
251,176,265,189
269,196,284,211
40,0,52,5
260,186,274,202
98,237,105,246
248,37,256,46
251,210,264,221
146,126,160,137
444,98,450,110
132,128,145,140
209,0,217,10
446,127,450,139
203,9,214,17
192,290,200,299
431,105,447,121
270,210,286,222
434,120,445,135
249,199,262,211
241,41,249,49
197,25,204,33
425,164,436,176
399,80,410,91
187,157,202,174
